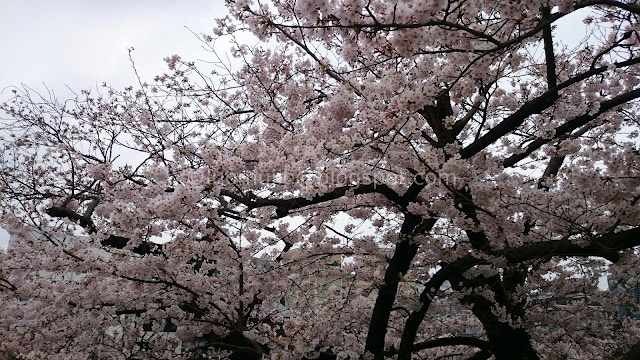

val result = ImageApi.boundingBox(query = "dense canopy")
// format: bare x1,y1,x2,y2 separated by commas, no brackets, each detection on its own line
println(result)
2,0,640,359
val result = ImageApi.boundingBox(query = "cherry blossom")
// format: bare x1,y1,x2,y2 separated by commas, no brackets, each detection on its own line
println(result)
2,1,640,359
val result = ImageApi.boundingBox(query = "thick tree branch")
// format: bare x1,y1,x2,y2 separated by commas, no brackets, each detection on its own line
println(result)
462,58,640,160
502,227,640,263
398,226,640,358
417,92,455,147
503,87,640,167
220,182,404,217
45,205,159,255
458,286,539,360
620,339,640,360
541,7,558,93
397,254,477,359
365,217,437,359
580,0,640,15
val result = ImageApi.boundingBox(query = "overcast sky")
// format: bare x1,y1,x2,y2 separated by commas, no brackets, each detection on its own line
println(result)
0,0,228,248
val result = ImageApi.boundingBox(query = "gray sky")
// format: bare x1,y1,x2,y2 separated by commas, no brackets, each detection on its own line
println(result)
0,0,227,248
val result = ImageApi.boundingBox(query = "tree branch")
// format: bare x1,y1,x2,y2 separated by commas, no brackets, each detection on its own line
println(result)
503,87,640,167
462,58,640,160
220,181,404,217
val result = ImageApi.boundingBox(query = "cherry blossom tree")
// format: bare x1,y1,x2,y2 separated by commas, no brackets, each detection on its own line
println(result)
2,0,640,359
